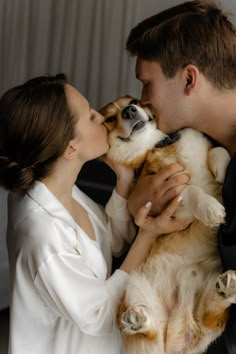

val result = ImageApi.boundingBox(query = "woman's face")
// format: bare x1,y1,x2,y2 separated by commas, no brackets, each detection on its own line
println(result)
65,84,109,163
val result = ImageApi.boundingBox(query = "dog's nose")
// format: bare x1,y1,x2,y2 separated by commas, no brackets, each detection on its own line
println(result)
121,105,137,120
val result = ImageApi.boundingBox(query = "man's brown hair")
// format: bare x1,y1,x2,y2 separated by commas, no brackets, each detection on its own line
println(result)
127,0,236,89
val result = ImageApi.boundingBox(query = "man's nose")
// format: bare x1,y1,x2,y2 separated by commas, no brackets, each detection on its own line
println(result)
140,89,150,106
121,105,137,120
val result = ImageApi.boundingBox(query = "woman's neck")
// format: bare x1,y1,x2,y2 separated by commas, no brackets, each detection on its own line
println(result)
41,158,82,204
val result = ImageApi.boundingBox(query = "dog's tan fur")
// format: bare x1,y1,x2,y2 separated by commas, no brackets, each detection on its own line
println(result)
100,96,236,354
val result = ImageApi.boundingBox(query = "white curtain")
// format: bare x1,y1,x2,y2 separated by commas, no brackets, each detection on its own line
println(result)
0,0,236,109
0,0,146,109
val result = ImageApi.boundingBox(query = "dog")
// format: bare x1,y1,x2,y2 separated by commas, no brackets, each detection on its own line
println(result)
99,96,236,354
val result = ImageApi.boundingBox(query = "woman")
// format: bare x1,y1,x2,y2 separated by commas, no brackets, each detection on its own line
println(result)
0,74,187,354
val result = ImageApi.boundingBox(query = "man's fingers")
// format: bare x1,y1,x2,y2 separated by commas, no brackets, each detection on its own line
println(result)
160,195,183,219
157,163,185,180
140,162,184,178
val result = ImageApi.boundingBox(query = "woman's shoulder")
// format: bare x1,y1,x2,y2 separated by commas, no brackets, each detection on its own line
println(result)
7,189,78,267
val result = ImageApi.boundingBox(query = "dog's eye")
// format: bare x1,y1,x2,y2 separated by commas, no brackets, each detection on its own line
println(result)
130,99,139,105
105,115,116,123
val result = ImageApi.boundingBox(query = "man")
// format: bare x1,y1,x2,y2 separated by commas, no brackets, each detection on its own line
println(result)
126,1,236,353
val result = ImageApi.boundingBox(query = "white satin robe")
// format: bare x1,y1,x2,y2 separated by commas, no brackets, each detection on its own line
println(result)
7,181,136,354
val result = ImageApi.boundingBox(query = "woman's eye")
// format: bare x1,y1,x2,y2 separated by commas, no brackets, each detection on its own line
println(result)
105,115,116,123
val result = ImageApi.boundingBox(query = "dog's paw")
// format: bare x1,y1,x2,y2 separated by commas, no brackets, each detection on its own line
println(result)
120,306,154,336
196,197,225,227
121,306,147,332
216,270,236,302
208,147,230,184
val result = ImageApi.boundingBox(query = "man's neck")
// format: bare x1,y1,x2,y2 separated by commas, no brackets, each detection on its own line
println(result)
196,88,236,156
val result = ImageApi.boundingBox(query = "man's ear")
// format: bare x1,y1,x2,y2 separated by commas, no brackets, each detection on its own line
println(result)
183,64,198,95
63,141,78,160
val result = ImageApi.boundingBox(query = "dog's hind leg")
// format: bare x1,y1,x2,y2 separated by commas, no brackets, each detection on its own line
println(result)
117,272,164,341
216,270,236,303
201,270,236,334
208,147,231,184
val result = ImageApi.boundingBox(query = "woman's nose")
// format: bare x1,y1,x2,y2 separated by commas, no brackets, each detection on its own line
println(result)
96,112,105,124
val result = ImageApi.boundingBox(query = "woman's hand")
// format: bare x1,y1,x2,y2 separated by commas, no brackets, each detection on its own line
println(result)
102,156,135,199
128,163,189,217
120,197,193,273
135,196,193,237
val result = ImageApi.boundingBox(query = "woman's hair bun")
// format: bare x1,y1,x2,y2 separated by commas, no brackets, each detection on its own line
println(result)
0,155,35,192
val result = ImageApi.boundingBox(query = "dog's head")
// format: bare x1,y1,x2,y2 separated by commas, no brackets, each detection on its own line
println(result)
99,95,167,168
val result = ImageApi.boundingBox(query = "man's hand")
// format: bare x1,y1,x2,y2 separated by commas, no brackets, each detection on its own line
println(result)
128,163,189,217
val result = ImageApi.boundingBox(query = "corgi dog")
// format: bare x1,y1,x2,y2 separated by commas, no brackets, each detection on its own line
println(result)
99,96,236,354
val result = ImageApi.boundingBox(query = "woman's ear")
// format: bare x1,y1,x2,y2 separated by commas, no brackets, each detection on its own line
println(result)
63,140,78,160
183,64,198,95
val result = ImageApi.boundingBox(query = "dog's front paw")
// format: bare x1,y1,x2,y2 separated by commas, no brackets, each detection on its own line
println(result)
208,147,230,184
120,306,156,338
216,270,236,302
196,197,225,227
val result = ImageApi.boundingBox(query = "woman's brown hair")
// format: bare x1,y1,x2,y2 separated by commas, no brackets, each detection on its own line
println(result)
0,74,76,192
127,0,236,90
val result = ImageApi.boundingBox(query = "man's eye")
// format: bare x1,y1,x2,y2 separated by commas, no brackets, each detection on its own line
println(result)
105,115,116,123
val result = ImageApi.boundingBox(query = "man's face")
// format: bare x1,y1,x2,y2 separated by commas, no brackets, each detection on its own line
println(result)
135,57,188,134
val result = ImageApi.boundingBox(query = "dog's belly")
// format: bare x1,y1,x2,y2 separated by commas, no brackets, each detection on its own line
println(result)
143,222,221,300
136,225,223,354
144,244,221,308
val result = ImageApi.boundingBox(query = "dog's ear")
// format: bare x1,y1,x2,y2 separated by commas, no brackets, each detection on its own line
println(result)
99,102,118,132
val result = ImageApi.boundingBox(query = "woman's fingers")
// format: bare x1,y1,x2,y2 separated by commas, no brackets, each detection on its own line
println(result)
134,195,193,235
135,195,182,228
134,201,153,227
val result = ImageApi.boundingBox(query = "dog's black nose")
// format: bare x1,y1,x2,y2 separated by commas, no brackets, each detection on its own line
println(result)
121,105,137,120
